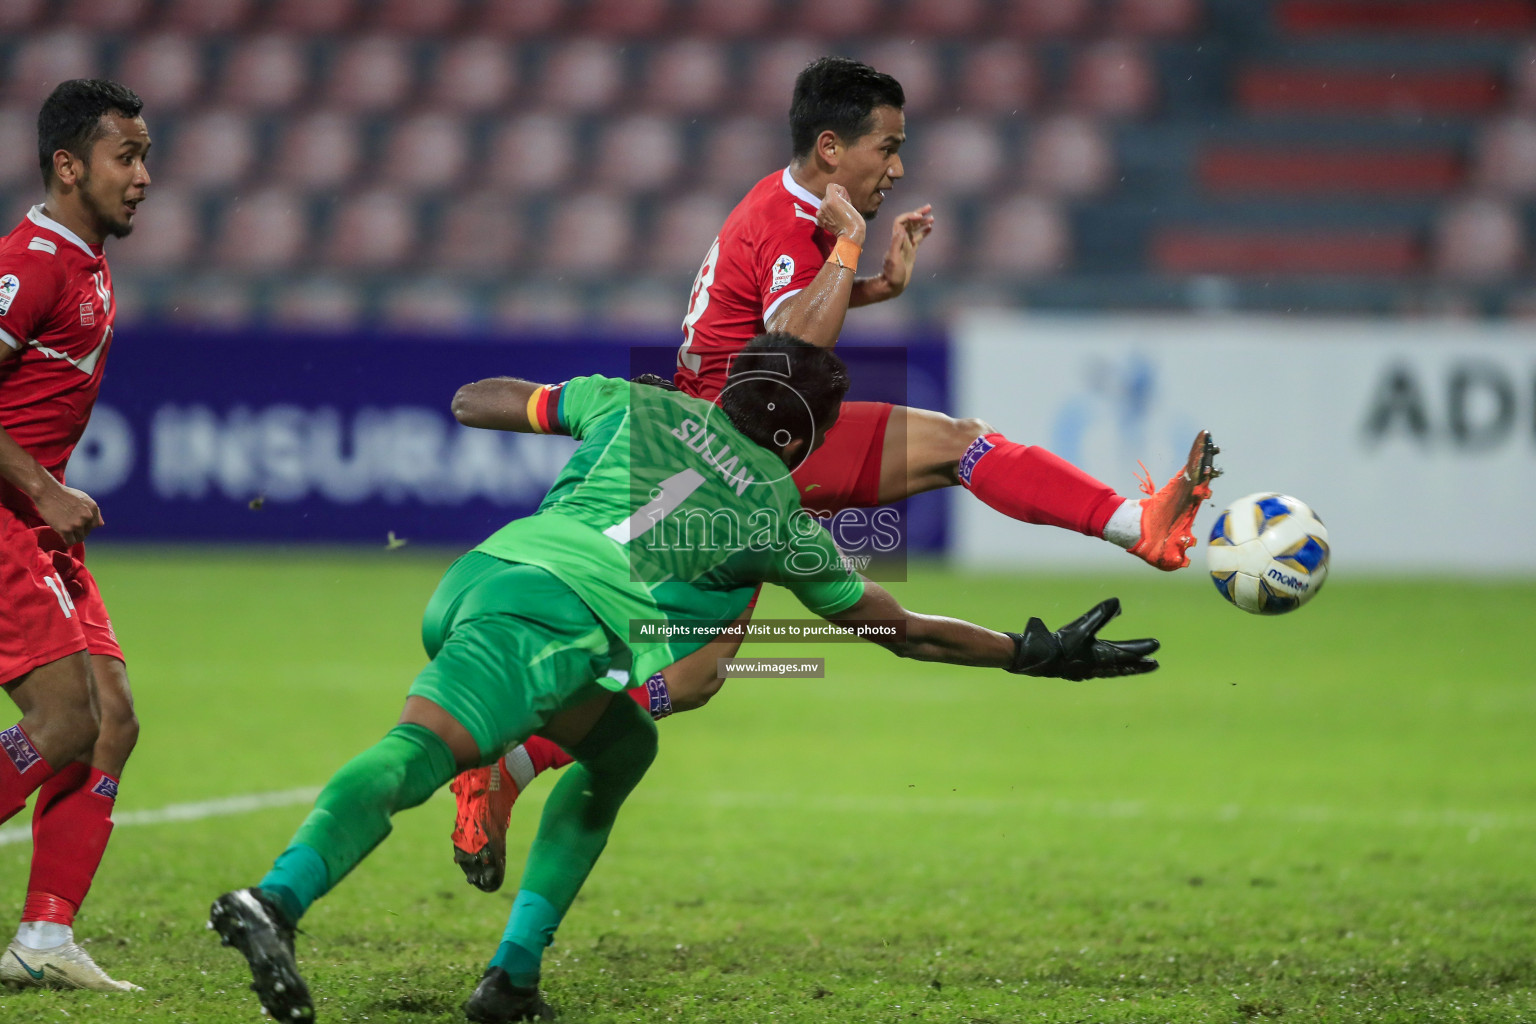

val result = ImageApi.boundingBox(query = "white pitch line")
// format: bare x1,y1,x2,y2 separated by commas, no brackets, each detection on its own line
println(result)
0,786,322,848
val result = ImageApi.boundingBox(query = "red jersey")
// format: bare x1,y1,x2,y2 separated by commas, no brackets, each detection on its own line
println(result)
675,168,835,401
0,206,116,510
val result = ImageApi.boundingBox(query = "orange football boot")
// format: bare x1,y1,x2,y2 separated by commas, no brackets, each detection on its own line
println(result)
450,762,518,892
1127,430,1220,571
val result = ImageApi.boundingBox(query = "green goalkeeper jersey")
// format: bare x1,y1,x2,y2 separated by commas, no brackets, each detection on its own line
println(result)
475,375,864,683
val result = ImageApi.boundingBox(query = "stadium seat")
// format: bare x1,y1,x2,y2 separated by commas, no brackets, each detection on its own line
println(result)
0,111,37,189
908,118,1005,196
273,111,362,189
1432,196,1526,280
369,0,463,35
0,0,46,31
322,36,415,112
1151,227,1418,275
161,278,256,326
898,0,989,37
1024,114,1114,196
1472,117,1536,195
975,194,1071,276
640,39,731,114
108,187,200,269
270,279,363,328
430,38,517,112
62,0,151,31
543,192,633,275
218,35,309,112
1067,39,1158,118
265,0,358,34
580,0,675,37
1277,0,1536,35
1201,145,1461,196
688,0,775,37
857,40,942,115
1238,67,1502,116
163,111,257,189
744,40,825,117
215,188,309,271
485,115,577,193
603,281,688,328
116,33,204,112
475,0,567,36
955,41,1040,115
493,285,586,329
699,117,783,194
1001,0,1093,37
380,281,476,330
162,0,253,34
4,32,99,107
430,192,522,274
1109,0,1201,36
380,113,470,192
323,190,418,269
651,194,732,276
593,116,684,193
537,40,626,112
789,0,888,39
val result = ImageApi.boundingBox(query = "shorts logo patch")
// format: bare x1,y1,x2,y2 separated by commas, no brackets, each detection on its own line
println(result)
0,275,19,316
91,774,119,800
78,302,94,327
957,435,996,487
770,254,795,293
0,725,42,774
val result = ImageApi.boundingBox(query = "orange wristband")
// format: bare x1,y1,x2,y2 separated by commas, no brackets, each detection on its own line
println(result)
827,237,861,273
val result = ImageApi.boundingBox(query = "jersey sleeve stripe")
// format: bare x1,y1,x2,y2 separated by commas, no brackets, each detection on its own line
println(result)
0,323,21,350
762,287,803,324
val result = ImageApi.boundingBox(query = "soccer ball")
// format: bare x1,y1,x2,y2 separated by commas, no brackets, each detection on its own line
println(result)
1206,493,1330,615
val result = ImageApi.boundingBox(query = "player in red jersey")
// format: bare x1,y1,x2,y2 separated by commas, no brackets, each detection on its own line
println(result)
450,58,1217,889
0,80,149,993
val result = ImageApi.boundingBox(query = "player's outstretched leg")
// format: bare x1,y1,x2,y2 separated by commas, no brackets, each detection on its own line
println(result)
208,889,312,1023
1126,430,1220,571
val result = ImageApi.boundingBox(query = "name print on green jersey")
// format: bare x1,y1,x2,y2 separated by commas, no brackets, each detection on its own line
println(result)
668,417,756,496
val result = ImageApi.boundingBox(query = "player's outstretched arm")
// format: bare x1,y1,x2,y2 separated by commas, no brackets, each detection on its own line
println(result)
824,581,1159,679
451,377,553,433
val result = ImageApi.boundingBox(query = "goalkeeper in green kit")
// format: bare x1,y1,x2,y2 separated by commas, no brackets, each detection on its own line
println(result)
209,335,1161,1024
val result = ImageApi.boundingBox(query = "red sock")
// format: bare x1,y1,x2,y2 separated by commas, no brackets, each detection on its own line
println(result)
518,736,573,776
958,433,1123,538
26,764,118,925
0,724,54,826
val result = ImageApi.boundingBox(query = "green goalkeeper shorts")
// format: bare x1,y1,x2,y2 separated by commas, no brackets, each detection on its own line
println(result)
410,551,617,763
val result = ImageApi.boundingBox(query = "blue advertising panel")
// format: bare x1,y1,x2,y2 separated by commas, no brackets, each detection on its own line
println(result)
69,327,950,552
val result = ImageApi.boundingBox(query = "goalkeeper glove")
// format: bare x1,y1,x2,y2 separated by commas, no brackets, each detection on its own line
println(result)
1006,598,1159,680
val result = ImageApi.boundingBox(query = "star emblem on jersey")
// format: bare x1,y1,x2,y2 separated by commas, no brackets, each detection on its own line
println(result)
0,274,18,316
770,254,794,293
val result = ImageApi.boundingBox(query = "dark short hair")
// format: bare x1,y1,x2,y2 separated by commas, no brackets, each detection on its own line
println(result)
38,79,144,187
789,56,904,159
721,333,850,453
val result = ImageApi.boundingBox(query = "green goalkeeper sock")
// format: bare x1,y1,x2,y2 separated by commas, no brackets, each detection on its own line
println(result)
491,697,657,985
259,723,457,922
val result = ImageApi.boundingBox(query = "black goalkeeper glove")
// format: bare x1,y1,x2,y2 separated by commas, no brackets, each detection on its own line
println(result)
1005,598,1159,680
630,373,680,391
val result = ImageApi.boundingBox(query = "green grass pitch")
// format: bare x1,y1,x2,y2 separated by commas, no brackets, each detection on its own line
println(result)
1,548,1533,1023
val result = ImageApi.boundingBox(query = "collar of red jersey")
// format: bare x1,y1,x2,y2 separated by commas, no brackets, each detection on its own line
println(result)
781,167,822,212
27,205,100,259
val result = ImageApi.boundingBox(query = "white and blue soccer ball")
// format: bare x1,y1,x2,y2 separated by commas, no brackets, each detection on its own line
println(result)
1205,493,1330,615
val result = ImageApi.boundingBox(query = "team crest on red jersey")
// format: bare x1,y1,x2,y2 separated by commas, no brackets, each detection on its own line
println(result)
0,274,17,316
79,301,94,327
770,254,795,293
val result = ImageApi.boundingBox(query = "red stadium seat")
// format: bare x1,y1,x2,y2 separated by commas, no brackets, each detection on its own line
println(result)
271,280,363,329
0,112,38,189
381,114,470,192
161,0,253,34
273,112,363,189
955,41,1040,115
593,116,684,193
543,192,633,275
1152,228,1418,275
689,0,775,37
1472,117,1536,195
1067,39,1158,118
486,115,578,193
370,0,463,34
219,35,309,112
1239,67,1502,116
323,36,414,113
431,192,522,274
699,117,783,194
430,39,517,112
1024,114,1115,195
898,0,989,37
1109,0,1202,36
788,0,888,38
164,111,256,189
380,283,475,330
641,39,731,114
323,189,417,269
5,32,100,107
1433,196,1526,280
476,0,567,37
0,0,47,31
216,188,309,271
109,187,201,269
651,194,733,275
1201,145,1461,196
62,0,152,31
975,194,1071,276
116,33,204,112
908,117,1005,196
1278,0,1536,35
265,0,359,34
857,40,942,115
581,0,675,37
1001,0,1093,37
538,40,626,113
744,40,824,117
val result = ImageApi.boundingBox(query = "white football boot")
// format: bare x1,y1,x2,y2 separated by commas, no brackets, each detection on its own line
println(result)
0,938,142,991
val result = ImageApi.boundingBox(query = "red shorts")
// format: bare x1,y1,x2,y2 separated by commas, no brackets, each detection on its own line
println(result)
0,506,122,686
791,401,894,514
